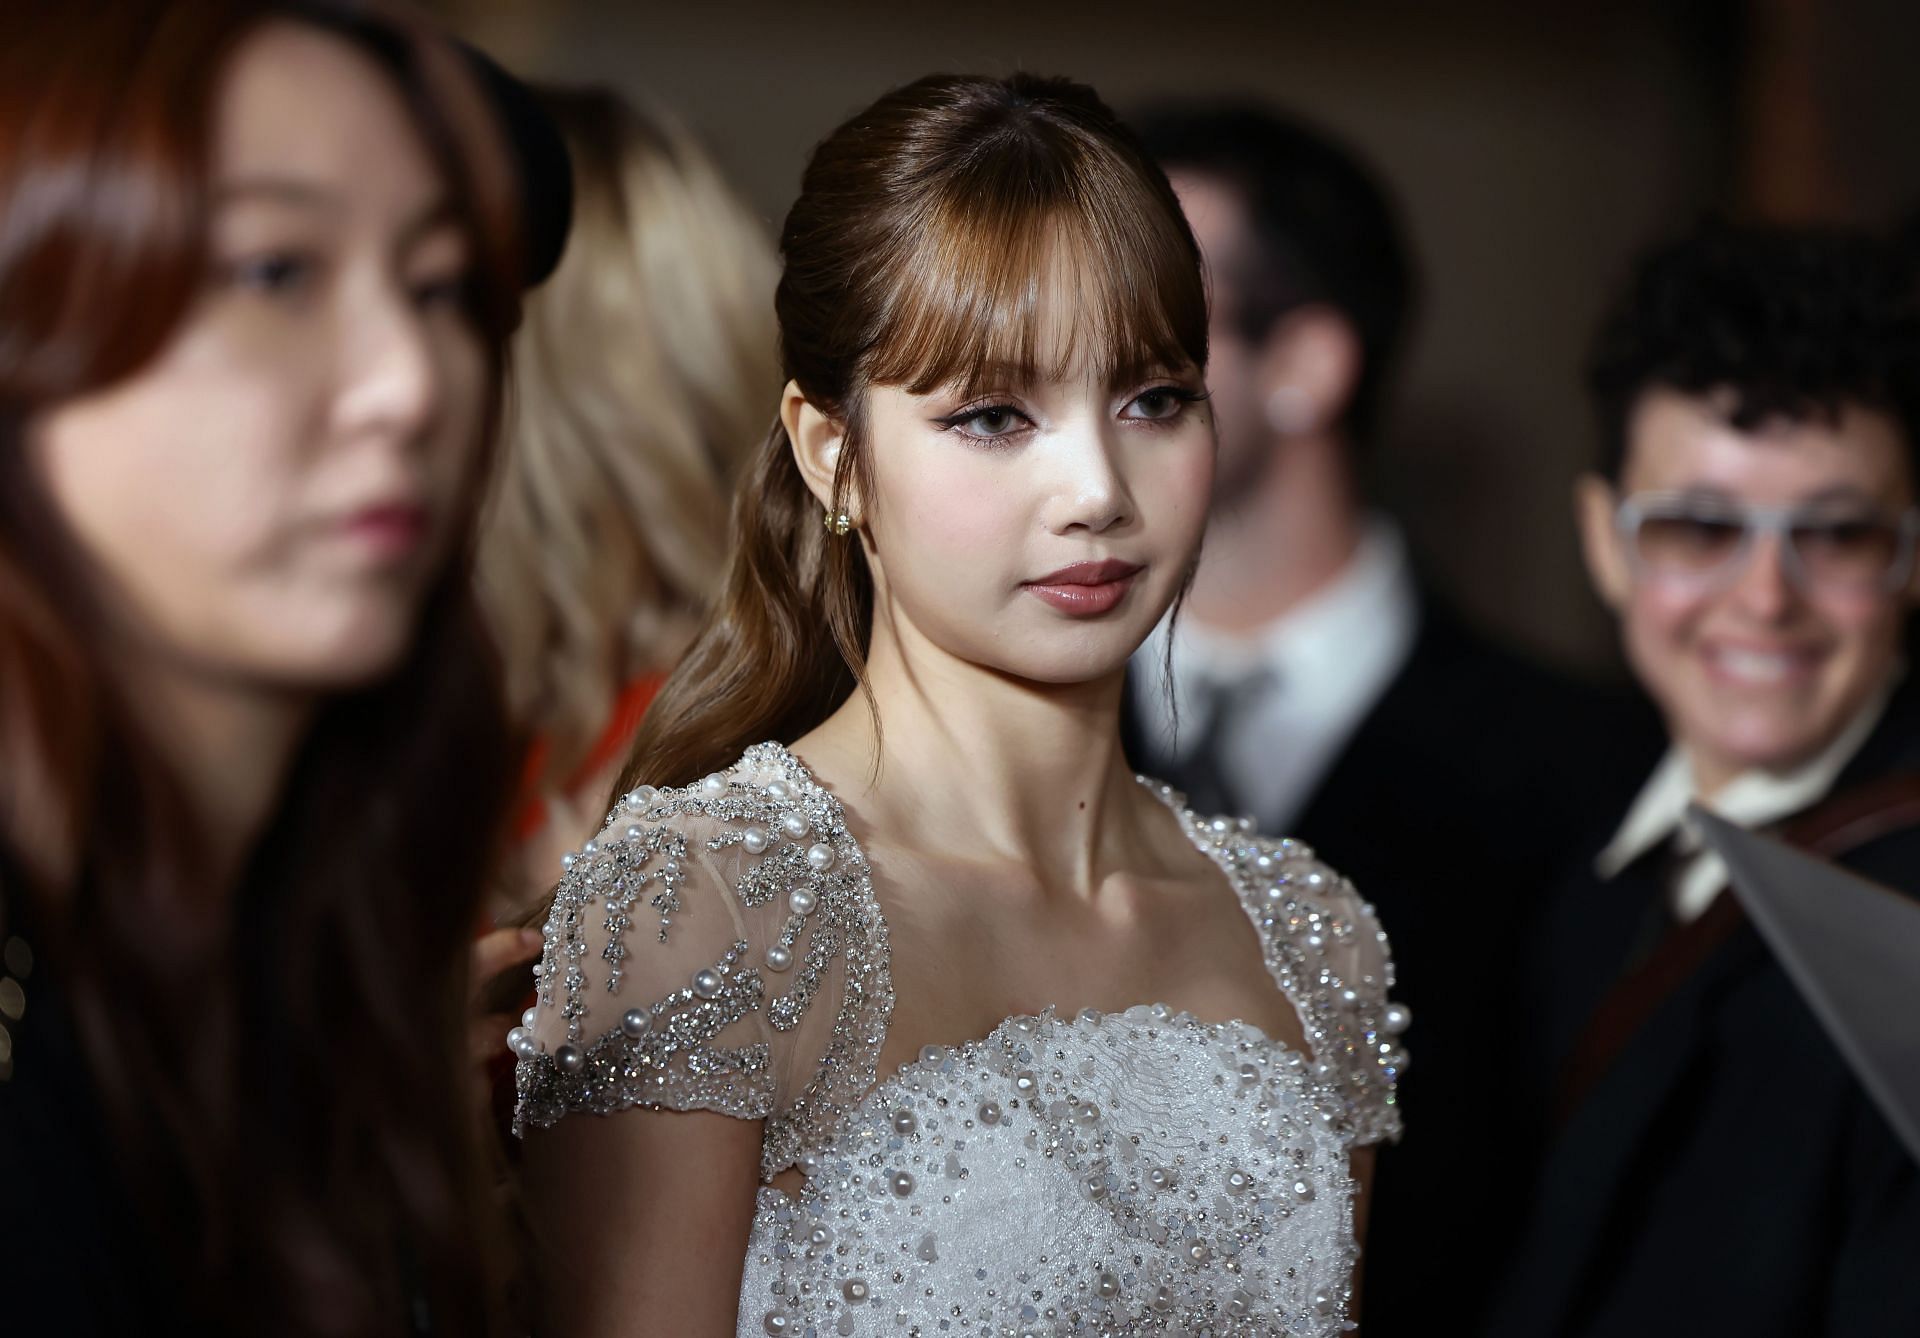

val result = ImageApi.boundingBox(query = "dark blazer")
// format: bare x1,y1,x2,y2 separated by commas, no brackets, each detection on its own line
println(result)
1126,593,1659,1336
1486,682,1920,1338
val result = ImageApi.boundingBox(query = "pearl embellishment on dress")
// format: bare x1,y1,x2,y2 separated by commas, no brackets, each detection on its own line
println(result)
512,745,1408,1335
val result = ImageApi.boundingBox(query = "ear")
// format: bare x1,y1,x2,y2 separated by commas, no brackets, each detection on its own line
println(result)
1255,304,1361,436
1575,472,1631,611
780,379,856,521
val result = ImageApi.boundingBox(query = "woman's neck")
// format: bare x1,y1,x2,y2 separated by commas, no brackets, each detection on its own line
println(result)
129,659,313,893
796,610,1155,895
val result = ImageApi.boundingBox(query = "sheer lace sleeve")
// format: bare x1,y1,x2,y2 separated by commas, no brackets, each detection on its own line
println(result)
512,784,779,1131
512,745,894,1182
1270,842,1408,1148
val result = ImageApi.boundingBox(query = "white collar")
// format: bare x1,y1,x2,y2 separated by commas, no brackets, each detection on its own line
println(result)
1595,684,1894,881
1130,519,1418,824
1148,517,1414,697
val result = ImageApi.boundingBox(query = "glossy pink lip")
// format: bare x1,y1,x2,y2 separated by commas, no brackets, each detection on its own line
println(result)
1023,559,1143,616
336,501,430,561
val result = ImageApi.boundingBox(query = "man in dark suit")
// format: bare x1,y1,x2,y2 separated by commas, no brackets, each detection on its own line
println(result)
1122,104,1649,1335
1488,223,1920,1337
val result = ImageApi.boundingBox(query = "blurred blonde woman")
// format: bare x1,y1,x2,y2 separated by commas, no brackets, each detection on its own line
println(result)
480,88,779,893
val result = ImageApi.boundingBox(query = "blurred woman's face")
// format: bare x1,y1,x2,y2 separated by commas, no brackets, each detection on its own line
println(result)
30,22,487,691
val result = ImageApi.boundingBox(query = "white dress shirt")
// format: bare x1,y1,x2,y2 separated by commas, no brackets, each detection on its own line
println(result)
1132,518,1419,830
1595,686,1893,922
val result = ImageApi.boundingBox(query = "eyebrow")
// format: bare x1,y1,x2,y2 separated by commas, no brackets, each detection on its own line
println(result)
1799,484,1884,505
930,359,1196,399
214,176,342,213
1675,483,1887,508
1756,484,1884,508
1111,362,1196,390
213,178,461,251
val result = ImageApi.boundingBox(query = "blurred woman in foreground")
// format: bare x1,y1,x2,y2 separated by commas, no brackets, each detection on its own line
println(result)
0,1,548,1331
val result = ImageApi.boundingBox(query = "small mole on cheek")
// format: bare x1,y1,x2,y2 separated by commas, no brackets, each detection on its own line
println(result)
1078,801,1087,810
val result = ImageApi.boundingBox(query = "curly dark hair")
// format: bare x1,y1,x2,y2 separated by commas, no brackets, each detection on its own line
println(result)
1131,101,1415,447
1588,220,1920,480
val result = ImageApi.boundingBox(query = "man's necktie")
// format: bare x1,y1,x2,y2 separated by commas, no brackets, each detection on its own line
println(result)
1156,666,1277,820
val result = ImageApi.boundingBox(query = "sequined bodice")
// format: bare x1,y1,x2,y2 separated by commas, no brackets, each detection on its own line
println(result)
514,743,1407,1336
744,1006,1362,1337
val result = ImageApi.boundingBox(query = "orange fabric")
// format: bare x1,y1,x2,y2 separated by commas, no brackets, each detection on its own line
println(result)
510,672,666,843
486,673,667,1137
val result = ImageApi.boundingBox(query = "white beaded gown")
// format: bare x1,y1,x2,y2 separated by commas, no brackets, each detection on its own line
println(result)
513,743,1408,1337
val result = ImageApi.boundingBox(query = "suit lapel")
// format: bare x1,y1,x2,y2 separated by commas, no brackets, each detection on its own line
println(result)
1528,892,1771,1324
1541,858,1663,1060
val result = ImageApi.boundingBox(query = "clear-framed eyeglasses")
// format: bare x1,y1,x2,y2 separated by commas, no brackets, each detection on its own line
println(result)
1614,490,1920,595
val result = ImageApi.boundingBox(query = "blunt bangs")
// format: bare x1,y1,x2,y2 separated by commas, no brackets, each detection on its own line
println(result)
860,133,1208,399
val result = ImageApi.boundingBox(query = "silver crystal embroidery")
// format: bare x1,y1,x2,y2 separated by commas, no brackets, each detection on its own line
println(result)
514,744,1406,1333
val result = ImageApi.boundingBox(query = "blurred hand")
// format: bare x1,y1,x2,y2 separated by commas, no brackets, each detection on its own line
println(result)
469,925,544,1095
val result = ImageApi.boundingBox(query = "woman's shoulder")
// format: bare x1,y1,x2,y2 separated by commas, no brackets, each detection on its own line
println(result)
514,742,893,1153
1145,777,1388,948
1148,780,1408,1145
574,742,866,937
595,741,831,837
584,740,797,831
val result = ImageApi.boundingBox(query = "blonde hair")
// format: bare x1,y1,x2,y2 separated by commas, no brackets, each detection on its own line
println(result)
481,87,779,790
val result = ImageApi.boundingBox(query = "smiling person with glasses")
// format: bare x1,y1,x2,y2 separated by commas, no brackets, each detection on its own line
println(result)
1589,432,1919,804
1488,223,1920,1338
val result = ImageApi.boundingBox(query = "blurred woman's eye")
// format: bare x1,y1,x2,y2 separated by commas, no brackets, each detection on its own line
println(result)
221,250,319,298
935,401,1033,444
1123,384,1206,422
410,269,472,312
405,225,475,315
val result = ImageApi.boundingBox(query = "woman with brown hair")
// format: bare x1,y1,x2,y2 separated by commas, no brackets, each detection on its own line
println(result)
0,1,558,1332
514,73,1409,1335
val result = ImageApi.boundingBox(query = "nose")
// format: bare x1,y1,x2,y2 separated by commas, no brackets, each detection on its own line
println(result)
1042,421,1135,536
330,282,440,448
1726,530,1796,621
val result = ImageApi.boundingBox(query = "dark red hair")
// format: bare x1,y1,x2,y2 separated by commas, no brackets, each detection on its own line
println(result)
0,1,522,1331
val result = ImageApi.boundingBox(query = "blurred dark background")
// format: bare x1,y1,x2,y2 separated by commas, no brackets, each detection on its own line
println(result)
435,0,1920,676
